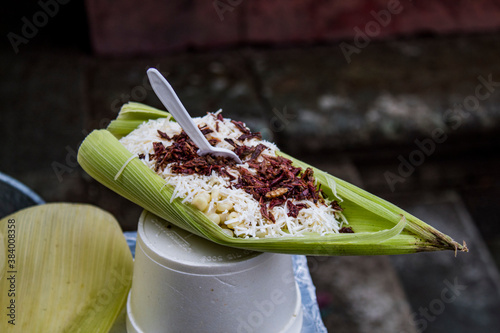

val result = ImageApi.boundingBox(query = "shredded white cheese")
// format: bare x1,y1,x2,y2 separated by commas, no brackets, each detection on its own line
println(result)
119,113,346,238
114,155,137,180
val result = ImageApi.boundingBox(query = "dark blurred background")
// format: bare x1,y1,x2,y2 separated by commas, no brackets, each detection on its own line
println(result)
1,1,500,332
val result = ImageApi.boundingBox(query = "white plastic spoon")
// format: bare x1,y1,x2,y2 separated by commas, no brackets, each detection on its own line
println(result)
147,68,242,164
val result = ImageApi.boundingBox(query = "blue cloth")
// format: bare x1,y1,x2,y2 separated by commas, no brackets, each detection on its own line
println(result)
124,231,326,333
0,171,45,219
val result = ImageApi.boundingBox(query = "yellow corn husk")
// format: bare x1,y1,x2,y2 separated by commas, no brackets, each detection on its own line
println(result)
77,102,467,256
0,203,133,332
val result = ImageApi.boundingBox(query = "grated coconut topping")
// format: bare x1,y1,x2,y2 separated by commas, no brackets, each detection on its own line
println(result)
119,112,347,238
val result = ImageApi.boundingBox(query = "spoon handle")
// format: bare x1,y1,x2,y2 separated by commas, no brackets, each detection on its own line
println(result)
147,68,212,153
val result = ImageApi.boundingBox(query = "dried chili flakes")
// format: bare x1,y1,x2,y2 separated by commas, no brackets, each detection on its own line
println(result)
157,130,171,140
150,118,330,225
331,201,343,211
231,120,250,134
339,226,354,233
149,130,235,175
234,154,325,218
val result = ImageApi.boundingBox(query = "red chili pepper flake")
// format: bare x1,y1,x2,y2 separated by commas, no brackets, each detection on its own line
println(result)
238,132,262,141
339,226,354,233
233,145,254,159
231,120,250,134
269,172,285,187
250,144,267,160
199,124,213,135
220,168,236,181
153,141,166,154
286,200,300,218
138,153,145,160
259,198,276,223
331,201,343,211
224,138,236,147
269,197,285,210
157,130,171,140
216,113,224,122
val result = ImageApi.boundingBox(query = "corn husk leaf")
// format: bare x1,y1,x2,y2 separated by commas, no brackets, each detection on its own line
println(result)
78,102,467,256
0,203,133,332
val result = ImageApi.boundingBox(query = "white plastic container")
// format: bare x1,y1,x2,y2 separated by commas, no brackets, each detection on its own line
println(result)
126,211,303,333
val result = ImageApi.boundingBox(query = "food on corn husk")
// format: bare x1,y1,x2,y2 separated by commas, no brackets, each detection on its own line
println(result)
0,203,133,332
119,111,348,239
77,102,468,256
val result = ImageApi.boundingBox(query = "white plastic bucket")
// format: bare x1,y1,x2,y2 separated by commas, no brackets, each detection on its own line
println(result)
126,210,303,333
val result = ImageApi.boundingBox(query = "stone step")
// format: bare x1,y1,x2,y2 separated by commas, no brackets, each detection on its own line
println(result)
305,157,416,333
247,34,500,157
387,191,500,332
303,158,500,332
308,255,417,333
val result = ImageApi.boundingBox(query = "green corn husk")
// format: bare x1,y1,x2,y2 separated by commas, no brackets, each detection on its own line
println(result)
77,102,467,256
0,203,133,332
